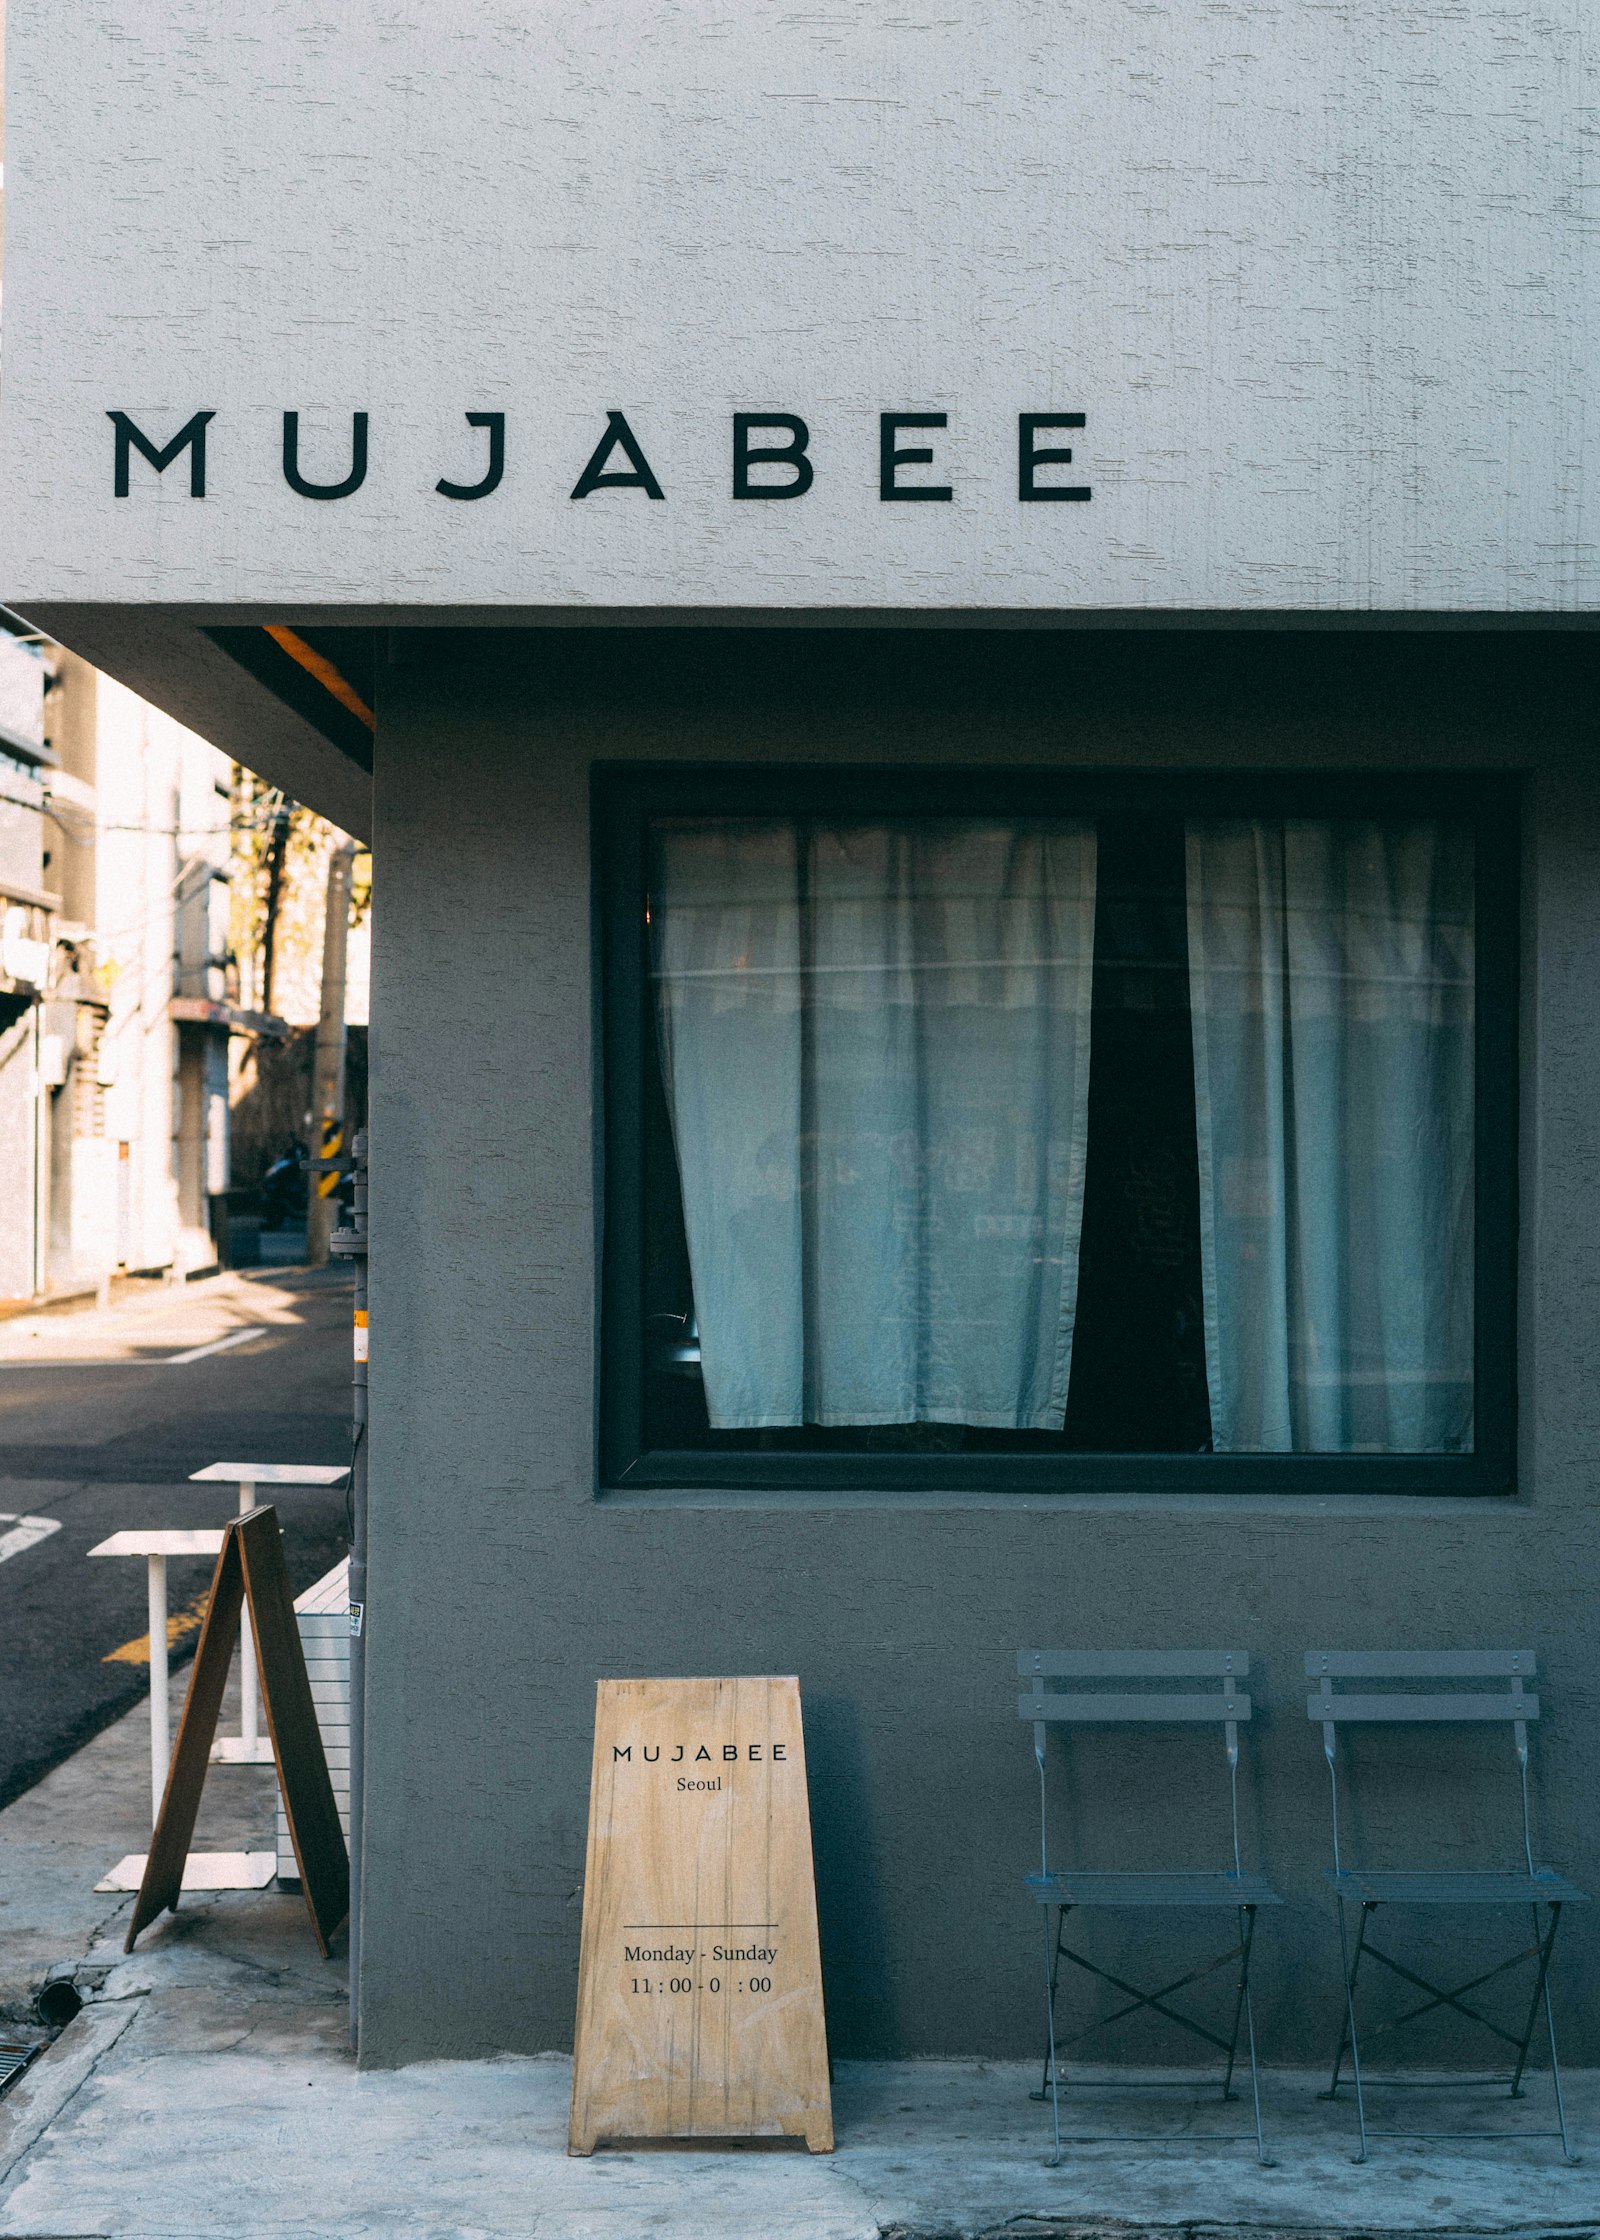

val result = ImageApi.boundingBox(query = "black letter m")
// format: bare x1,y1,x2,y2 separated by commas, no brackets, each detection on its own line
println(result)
108,410,215,497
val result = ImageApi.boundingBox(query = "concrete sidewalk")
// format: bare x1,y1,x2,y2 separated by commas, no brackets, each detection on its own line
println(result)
2,1696,1598,2238
0,1658,278,2024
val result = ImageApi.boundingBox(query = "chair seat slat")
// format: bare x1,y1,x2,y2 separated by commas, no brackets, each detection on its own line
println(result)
1027,1869,1282,1908
1022,1690,1251,1724
1308,1691,1540,1723
1327,1868,1587,1905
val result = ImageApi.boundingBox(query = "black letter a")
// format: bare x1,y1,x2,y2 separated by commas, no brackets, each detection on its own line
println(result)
108,410,214,497
570,411,665,500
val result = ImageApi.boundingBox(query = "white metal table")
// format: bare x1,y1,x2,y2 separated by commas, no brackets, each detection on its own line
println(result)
89,1530,225,1821
188,1463,350,1763
86,1528,276,1894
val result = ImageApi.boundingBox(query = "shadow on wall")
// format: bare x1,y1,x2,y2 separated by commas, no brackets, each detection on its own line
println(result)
805,1693,900,2056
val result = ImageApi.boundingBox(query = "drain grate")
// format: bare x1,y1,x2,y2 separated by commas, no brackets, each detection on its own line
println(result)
0,2038,39,2096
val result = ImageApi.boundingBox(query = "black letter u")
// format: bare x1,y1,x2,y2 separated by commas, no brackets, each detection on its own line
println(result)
283,411,368,500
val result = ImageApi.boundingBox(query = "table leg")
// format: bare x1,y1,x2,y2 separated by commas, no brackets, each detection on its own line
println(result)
238,1479,258,1751
147,1551,168,1826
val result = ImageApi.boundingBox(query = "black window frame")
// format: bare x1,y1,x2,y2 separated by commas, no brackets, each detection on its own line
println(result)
598,765,1518,1498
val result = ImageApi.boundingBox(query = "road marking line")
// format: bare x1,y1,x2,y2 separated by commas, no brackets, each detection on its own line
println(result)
104,1589,211,1665
0,1513,61,1564
159,1325,268,1366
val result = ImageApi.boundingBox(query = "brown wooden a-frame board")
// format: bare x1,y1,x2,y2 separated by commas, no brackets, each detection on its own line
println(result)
126,1505,349,1956
569,1676,833,2155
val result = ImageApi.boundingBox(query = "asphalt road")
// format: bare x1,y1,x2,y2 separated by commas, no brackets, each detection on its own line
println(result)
0,1266,354,1809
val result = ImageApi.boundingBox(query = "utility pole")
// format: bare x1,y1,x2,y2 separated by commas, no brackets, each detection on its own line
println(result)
306,841,356,1267
258,802,291,1016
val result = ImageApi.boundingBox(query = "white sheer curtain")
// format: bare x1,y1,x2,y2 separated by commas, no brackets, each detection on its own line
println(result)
1185,820,1474,1453
651,820,1098,1430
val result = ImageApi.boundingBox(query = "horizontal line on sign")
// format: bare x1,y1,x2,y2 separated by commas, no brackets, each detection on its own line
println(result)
624,1923,777,1930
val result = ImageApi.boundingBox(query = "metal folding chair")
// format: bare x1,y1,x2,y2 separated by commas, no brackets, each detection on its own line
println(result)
1307,1648,1585,2162
1019,1649,1280,2166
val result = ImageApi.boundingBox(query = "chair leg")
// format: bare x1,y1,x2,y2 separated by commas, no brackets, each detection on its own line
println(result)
1236,1907,1271,2166
1243,1977,1268,2166
1042,1904,1064,2167
1332,1899,1371,2163
1539,1919,1579,2164
1514,1902,1579,2163
1325,1901,1357,2097
1221,1905,1251,2102
1035,1909,1064,2099
1032,1901,1270,2163
1510,1901,1560,2100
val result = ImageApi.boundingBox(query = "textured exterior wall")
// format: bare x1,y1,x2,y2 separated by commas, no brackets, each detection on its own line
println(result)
361,626,1600,2067
1,4,1596,612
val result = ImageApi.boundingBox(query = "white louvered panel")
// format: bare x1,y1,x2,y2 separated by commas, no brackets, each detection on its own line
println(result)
277,1559,352,1882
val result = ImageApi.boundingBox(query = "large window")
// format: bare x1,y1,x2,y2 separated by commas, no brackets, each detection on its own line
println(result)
600,771,1516,1494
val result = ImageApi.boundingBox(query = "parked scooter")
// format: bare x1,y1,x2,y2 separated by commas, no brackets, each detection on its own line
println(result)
260,1141,309,1231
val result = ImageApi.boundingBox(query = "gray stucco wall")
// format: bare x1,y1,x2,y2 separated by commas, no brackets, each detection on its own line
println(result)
361,627,1600,2069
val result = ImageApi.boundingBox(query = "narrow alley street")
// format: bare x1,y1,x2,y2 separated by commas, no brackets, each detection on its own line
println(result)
0,1271,351,1809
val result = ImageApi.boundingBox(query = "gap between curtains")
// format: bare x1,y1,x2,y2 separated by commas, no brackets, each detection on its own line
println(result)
651,820,1098,1431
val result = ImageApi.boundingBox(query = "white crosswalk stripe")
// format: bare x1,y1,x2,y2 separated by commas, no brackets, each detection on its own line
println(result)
0,1513,62,1564
158,1326,267,1366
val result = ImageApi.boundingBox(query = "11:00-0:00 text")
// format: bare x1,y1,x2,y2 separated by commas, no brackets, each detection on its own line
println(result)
631,1977,772,1995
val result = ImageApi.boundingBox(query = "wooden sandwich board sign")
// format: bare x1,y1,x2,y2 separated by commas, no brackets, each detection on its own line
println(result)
125,1505,349,1957
569,1676,833,2155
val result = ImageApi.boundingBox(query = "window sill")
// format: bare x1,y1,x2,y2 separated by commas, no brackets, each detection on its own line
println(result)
595,1482,1521,1516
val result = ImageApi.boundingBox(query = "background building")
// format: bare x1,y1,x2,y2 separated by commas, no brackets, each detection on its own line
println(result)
0,626,54,1302
0,624,365,1306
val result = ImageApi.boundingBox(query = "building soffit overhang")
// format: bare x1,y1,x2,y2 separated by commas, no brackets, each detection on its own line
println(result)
8,606,373,843
9,604,1600,854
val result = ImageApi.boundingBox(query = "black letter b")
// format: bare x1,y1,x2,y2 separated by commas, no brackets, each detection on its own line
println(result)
732,414,813,500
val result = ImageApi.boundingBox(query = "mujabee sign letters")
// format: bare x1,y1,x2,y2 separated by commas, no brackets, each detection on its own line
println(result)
104,408,1092,506
569,1675,833,2155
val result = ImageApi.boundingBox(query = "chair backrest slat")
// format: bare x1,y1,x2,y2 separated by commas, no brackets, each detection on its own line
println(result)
1306,1649,1548,1879
1019,1649,1255,1882
1304,1649,1535,1680
1309,1690,1540,1725
1020,1649,1248,1680
1021,1690,1252,1725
